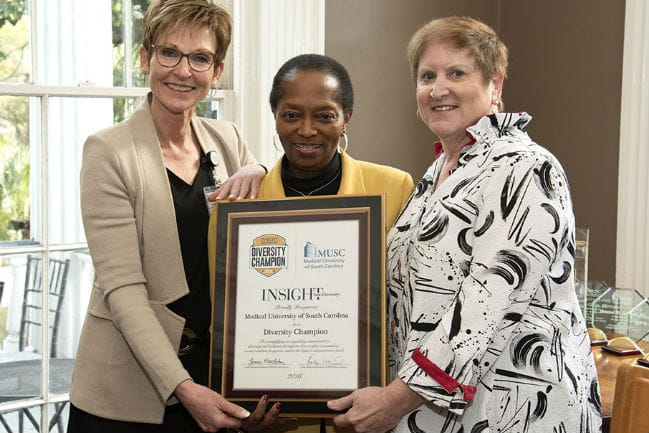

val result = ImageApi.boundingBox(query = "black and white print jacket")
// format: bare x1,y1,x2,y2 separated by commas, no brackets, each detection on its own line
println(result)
387,113,601,433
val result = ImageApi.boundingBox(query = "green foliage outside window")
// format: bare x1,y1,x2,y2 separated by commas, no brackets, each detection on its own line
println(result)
112,0,151,123
0,0,29,241
0,0,26,28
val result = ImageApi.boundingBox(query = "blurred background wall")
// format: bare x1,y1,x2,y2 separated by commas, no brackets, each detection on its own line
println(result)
325,0,624,284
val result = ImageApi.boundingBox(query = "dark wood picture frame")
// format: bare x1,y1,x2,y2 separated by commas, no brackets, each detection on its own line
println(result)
209,195,386,416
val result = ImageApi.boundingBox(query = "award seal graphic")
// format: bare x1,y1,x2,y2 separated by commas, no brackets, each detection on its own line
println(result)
250,234,288,277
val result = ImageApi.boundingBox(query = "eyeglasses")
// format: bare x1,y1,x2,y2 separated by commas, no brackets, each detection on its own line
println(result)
151,45,216,72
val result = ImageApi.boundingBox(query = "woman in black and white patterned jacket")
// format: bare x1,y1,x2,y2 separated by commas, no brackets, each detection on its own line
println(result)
328,16,601,433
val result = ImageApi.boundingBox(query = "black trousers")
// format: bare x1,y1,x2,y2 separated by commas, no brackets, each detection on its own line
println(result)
67,402,205,433
67,341,211,432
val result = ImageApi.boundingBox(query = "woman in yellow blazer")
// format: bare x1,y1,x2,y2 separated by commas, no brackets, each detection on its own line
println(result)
208,54,414,433
264,53,414,433
258,54,414,229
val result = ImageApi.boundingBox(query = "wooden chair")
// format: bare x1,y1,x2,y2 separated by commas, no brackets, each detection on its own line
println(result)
610,358,649,433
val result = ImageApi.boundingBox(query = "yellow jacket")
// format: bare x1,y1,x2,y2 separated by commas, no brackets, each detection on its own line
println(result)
257,151,414,232
207,151,413,432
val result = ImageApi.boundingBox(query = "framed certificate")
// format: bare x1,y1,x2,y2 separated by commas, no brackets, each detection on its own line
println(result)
209,195,386,416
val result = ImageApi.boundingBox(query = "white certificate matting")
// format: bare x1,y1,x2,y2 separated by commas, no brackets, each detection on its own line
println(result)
233,219,359,391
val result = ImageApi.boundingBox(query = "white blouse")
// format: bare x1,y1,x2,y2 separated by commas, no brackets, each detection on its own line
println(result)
387,113,601,433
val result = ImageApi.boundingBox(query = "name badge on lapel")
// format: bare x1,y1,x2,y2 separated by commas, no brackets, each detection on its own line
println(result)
203,150,223,213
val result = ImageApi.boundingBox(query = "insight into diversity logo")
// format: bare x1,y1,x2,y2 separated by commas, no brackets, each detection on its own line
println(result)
250,234,288,277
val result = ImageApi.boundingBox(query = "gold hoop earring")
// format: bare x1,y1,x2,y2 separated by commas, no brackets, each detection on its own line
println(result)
273,134,283,152
338,133,349,153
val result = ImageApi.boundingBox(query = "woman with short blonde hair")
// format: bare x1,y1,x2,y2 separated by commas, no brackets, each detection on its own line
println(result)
68,1,275,431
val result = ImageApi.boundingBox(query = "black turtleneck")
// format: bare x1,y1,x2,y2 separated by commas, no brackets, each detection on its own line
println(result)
280,152,342,197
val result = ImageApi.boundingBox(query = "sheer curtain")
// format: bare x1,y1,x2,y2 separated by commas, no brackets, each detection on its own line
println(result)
616,0,649,298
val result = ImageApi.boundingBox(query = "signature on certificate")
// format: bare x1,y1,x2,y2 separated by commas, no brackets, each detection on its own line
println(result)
247,357,287,366
306,353,345,366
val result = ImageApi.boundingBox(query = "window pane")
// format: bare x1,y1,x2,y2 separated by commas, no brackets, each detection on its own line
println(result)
0,403,71,432
36,0,112,86
48,96,139,245
111,0,126,87
214,0,233,90
0,253,44,403
0,96,40,246
49,402,70,432
195,99,220,119
49,249,92,364
0,405,42,431
0,249,85,405
113,96,140,124
123,0,151,87
0,0,32,84
48,97,106,245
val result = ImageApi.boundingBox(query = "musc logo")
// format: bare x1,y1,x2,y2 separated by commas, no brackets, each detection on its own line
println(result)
303,241,346,258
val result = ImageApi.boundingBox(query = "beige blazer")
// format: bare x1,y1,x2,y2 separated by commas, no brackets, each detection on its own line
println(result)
70,94,256,423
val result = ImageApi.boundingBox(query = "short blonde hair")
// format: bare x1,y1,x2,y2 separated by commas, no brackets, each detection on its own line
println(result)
142,0,232,65
407,16,508,83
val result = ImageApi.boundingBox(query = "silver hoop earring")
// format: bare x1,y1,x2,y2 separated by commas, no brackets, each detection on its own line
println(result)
338,133,349,153
273,134,283,152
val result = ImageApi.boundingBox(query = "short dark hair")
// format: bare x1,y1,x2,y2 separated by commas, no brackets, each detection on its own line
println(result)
269,54,354,115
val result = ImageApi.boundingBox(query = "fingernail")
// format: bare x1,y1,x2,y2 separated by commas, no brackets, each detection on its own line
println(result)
275,403,282,410
263,395,269,401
